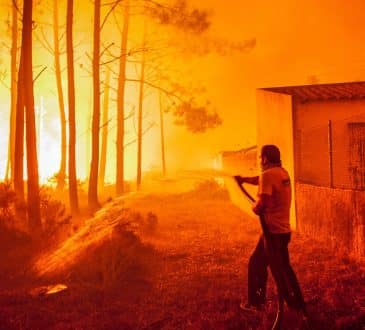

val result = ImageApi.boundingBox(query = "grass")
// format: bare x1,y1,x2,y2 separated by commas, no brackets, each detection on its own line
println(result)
0,183,364,329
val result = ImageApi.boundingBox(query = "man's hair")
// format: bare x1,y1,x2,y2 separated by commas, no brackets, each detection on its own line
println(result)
261,144,281,165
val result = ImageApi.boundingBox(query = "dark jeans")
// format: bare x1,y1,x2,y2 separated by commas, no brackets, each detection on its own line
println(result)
248,233,306,311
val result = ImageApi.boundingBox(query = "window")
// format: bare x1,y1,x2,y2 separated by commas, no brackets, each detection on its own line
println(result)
348,122,365,190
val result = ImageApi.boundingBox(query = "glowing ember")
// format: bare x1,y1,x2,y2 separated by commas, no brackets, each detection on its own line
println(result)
29,283,68,297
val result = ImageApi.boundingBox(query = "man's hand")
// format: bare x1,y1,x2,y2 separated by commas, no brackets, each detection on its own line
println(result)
234,175,245,185
234,175,259,186
252,201,263,215
252,194,270,215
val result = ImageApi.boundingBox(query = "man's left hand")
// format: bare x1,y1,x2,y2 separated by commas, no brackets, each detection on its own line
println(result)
252,202,262,215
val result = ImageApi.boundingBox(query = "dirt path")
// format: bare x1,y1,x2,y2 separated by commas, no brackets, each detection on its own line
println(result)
0,190,364,329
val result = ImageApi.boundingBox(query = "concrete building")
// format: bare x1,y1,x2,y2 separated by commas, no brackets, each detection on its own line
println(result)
257,81,365,261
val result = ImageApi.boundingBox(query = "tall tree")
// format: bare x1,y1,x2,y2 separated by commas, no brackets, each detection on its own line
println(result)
136,21,146,190
53,0,67,190
14,53,25,220
22,0,41,234
66,0,79,214
98,67,110,191
116,0,130,195
159,90,166,176
88,0,101,210
6,0,18,183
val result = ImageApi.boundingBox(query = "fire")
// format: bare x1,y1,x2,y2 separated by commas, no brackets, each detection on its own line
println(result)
0,101,10,180
36,99,62,183
0,92,161,185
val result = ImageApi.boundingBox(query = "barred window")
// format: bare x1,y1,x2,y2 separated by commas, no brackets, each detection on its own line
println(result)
348,122,365,190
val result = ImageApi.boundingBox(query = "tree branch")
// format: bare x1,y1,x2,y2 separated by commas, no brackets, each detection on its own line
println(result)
100,42,115,58
12,0,22,18
0,76,10,90
33,29,54,55
100,47,148,66
100,0,123,31
124,122,155,148
100,118,112,129
33,66,47,83
126,78,184,102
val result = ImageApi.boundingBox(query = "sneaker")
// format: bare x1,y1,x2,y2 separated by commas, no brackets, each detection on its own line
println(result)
239,302,265,313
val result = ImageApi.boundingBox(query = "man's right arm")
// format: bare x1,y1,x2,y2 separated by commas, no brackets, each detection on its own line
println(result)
234,175,259,186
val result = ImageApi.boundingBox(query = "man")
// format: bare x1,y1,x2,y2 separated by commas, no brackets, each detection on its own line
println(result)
235,144,307,317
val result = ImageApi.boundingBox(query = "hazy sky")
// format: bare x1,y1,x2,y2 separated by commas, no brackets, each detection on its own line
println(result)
176,0,365,157
1,0,365,180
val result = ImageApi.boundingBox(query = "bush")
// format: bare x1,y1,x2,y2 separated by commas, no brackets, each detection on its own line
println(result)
0,221,31,252
39,186,72,236
143,212,158,234
68,224,158,290
0,181,16,223
191,179,229,200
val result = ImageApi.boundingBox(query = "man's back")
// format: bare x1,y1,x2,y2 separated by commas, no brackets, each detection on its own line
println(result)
258,166,291,233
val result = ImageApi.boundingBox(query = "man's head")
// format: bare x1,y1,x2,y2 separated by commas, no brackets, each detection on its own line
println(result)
260,144,281,169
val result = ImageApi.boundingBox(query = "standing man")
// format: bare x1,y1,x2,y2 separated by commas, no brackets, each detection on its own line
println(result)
235,144,307,317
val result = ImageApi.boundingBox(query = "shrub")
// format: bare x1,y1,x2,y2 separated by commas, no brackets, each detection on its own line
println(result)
142,212,158,234
0,181,16,223
68,221,158,290
191,179,229,200
39,186,72,236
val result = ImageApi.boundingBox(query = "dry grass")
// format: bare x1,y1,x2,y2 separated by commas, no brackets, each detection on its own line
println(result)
0,183,364,329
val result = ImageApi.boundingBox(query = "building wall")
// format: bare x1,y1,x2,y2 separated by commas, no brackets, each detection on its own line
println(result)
294,99,365,188
256,90,297,229
296,183,365,261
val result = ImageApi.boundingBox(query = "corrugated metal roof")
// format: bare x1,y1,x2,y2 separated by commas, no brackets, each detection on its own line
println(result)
260,81,365,103
221,145,257,156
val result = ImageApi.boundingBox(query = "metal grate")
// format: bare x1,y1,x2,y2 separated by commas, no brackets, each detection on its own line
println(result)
296,115,365,190
348,123,365,190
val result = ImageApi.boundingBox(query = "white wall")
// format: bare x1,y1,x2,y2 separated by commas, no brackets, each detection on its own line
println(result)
256,90,296,229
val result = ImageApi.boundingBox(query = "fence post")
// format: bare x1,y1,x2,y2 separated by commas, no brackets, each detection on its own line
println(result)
328,120,334,188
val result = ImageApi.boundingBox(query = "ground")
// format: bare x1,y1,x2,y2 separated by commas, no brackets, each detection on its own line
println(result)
0,180,364,329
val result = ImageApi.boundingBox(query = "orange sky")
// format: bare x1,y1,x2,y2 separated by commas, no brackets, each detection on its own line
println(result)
1,0,365,180
178,0,365,159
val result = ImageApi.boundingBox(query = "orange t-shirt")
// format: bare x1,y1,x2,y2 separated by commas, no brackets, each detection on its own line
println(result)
258,166,291,234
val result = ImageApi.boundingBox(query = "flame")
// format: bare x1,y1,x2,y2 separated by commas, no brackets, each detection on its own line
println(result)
0,92,161,184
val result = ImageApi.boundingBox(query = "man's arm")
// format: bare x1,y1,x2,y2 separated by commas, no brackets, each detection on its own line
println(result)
234,175,259,186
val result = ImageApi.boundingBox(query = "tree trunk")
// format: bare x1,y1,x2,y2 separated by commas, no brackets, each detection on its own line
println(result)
116,0,130,195
66,0,79,215
14,53,25,220
136,23,146,190
88,0,101,210
54,0,67,190
23,0,42,234
6,1,18,183
98,67,110,191
159,91,166,176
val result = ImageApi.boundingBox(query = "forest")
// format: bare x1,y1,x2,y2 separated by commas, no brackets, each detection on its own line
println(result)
0,0,233,226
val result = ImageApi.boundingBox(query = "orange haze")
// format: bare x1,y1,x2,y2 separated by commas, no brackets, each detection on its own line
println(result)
1,0,365,182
